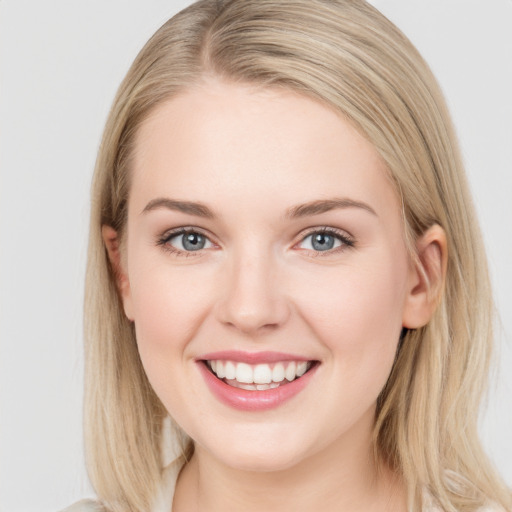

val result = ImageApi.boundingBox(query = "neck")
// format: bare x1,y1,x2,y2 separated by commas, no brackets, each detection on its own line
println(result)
172,411,406,512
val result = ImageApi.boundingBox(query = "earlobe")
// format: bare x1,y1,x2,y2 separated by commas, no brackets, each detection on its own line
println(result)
101,225,134,321
402,224,448,329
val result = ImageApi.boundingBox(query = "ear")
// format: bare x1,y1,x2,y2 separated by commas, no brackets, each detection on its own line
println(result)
101,225,134,321
402,224,448,329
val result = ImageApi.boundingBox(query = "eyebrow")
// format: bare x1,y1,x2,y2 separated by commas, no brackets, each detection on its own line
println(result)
142,198,215,218
285,198,377,219
141,197,377,219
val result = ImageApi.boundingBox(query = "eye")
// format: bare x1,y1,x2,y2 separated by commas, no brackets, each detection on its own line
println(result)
159,228,214,254
297,228,354,253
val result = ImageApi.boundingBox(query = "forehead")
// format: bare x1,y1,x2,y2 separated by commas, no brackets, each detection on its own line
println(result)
130,80,399,220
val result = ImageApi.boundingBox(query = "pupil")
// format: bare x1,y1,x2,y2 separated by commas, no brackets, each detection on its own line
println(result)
312,233,334,251
183,233,205,251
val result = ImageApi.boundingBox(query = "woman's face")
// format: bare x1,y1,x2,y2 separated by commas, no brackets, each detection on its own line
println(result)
118,80,421,471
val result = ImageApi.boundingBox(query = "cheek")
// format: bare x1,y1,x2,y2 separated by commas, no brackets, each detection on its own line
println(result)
294,252,408,380
126,258,213,389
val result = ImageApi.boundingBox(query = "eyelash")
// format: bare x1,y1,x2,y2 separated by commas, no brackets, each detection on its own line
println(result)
156,226,355,258
298,227,355,257
156,227,214,258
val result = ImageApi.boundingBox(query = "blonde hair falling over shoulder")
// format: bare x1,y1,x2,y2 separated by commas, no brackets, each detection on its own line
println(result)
84,1,512,511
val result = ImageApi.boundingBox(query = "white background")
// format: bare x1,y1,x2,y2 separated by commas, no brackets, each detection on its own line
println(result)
1,1,511,511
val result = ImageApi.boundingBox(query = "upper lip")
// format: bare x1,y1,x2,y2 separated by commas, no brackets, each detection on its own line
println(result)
198,350,315,364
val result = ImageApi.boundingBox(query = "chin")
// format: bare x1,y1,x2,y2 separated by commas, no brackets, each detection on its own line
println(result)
198,426,314,473
216,448,306,473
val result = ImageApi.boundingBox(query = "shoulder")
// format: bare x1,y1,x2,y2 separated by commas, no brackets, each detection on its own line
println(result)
59,499,106,512
150,456,186,512
468,506,507,512
60,457,185,512
480,505,508,512
424,504,505,512
423,489,507,512
425,502,507,512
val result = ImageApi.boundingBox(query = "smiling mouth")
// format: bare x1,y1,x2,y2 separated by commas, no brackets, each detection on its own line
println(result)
204,359,317,391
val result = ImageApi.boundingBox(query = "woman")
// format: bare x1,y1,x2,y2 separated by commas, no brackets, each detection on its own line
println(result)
65,0,511,511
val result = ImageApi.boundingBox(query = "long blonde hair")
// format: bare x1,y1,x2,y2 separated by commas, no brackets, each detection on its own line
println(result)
84,1,511,510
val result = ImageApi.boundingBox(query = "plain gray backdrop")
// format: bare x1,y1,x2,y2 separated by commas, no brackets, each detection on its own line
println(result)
1,1,511,511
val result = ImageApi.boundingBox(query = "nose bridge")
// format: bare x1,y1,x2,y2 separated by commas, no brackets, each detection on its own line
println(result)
215,239,290,335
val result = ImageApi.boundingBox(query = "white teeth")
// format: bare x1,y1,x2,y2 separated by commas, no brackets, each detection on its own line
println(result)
235,362,253,384
224,361,236,380
216,361,225,379
207,359,312,387
296,361,308,377
285,361,297,381
237,383,258,390
272,363,285,382
225,380,282,391
254,364,272,384
256,383,280,390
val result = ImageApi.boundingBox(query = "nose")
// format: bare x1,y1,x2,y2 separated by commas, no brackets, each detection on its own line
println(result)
214,248,291,336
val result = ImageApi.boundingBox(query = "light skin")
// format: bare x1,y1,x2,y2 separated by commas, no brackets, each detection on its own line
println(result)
103,80,447,512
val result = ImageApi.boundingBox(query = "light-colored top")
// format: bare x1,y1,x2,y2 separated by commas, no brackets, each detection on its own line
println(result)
61,460,504,512
60,459,181,512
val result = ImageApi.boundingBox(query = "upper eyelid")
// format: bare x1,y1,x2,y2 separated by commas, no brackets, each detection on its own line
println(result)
297,226,354,242
162,226,215,241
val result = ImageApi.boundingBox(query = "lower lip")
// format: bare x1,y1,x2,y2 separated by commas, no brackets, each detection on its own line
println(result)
197,361,319,411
